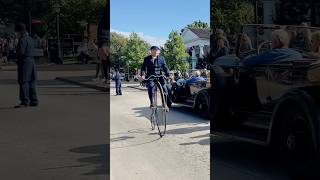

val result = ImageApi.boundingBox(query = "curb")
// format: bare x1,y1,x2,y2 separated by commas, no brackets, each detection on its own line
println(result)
56,77,109,92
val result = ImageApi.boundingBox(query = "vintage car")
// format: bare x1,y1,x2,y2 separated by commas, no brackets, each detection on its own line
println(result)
211,24,320,176
168,69,211,119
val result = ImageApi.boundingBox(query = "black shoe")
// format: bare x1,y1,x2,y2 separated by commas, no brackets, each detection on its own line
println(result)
14,104,28,108
30,103,38,107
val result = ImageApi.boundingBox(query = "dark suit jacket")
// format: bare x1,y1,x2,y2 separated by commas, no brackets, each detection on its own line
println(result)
140,55,170,78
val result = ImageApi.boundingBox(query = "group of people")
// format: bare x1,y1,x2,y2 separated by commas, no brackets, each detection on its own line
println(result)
0,36,18,63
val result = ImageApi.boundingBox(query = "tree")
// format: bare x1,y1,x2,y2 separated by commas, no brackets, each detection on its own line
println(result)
163,31,189,71
123,33,149,71
186,20,209,29
110,32,128,68
60,0,105,35
211,0,254,34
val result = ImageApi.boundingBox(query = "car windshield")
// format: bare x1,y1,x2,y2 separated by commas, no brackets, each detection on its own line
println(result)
240,24,320,59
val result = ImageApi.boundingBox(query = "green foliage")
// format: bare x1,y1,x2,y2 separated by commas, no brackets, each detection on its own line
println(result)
163,31,189,71
186,20,209,29
211,0,254,33
110,32,128,66
60,0,105,34
123,33,149,70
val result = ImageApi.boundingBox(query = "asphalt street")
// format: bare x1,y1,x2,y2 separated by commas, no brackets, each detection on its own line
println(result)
0,66,108,180
110,86,210,180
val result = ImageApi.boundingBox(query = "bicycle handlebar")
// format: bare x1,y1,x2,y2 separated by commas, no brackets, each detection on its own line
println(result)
144,75,167,81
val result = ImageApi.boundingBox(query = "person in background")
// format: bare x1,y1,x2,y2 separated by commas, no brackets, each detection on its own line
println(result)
243,29,303,66
212,38,229,60
92,39,104,82
14,23,38,108
98,4,109,84
307,31,320,58
114,69,123,96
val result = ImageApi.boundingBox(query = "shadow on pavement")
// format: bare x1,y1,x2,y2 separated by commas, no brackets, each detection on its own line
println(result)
69,144,109,176
111,137,161,150
132,105,210,146
212,137,293,180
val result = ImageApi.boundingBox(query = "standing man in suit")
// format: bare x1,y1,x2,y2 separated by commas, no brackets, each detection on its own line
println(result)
98,3,109,83
14,23,38,108
140,46,171,110
114,69,122,96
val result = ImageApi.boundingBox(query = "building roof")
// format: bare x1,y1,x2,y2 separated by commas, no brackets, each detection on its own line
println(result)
188,28,210,39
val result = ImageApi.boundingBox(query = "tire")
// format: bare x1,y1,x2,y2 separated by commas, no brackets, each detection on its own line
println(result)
150,109,156,130
195,94,210,119
276,106,315,178
154,81,167,137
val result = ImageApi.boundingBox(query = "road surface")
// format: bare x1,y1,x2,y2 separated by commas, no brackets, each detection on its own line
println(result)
0,66,108,180
110,86,210,180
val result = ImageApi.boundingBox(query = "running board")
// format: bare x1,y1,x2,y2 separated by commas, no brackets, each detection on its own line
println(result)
212,127,269,146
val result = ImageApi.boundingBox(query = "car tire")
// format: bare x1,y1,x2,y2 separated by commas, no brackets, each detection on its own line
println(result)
195,94,210,119
275,106,316,179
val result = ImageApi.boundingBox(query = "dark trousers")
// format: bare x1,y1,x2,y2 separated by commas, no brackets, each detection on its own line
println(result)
101,60,109,80
146,77,168,106
19,80,38,105
116,82,122,95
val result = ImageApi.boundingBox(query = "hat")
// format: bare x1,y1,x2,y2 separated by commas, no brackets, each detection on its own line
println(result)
150,46,160,50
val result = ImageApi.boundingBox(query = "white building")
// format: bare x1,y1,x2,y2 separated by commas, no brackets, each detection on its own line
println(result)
181,28,210,69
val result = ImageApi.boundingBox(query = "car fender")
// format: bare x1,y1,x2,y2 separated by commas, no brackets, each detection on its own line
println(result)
268,88,320,159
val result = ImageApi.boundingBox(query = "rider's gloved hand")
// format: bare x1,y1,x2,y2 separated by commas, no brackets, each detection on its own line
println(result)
140,75,145,81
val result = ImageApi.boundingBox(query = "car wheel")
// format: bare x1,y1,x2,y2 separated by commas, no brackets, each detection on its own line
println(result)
277,107,315,178
195,94,210,119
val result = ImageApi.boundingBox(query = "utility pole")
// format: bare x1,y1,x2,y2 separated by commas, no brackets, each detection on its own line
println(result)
53,1,62,62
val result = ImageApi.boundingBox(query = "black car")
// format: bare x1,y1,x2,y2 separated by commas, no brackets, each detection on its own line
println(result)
168,70,211,119
211,24,320,176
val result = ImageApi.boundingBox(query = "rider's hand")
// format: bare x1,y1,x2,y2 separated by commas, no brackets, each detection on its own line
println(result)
140,75,145,81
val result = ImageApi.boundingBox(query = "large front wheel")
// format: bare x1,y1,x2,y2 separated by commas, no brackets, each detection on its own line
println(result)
154,82,167,137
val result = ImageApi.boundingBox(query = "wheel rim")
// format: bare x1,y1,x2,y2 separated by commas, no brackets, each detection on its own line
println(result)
282,115,311,165
155,86,166,136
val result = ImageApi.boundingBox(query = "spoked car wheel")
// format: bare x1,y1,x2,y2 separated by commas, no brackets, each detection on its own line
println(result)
195,94,210,119
155,83,167,137
278,108,315,178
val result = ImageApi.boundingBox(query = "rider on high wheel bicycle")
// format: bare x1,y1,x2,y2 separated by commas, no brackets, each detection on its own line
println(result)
140,46,171,111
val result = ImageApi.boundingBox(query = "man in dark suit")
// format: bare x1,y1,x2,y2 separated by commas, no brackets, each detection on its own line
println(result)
114,69,122,95
140,46,171,109
14,23,38,108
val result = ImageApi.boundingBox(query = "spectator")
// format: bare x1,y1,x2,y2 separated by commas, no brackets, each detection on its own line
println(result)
114,69,123,96
239,33,253,53
186,70,206,84
14,23,38,108
243,29,303,66
98,5,109,83
213,38,229,60
308,31,320,58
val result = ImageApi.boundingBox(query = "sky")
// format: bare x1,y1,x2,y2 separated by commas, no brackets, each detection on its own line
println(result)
111,0,210,47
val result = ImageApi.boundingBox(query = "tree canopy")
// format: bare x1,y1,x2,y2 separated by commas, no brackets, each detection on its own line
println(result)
186,20,209,29
163,31,189,71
